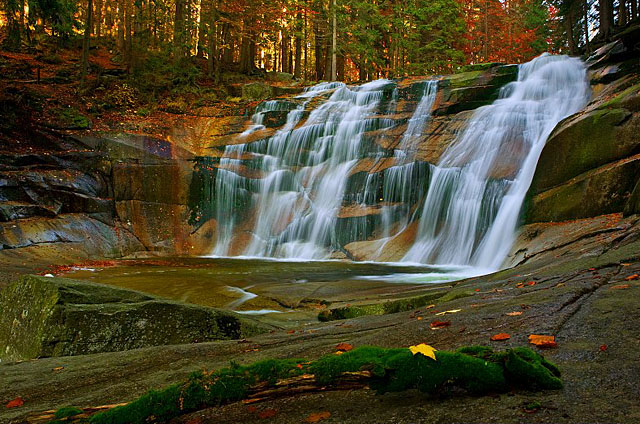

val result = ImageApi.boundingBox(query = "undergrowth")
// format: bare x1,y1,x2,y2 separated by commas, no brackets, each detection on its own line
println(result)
81,346,561,424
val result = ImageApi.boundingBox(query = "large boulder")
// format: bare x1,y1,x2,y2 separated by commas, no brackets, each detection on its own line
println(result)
0,275,270,362
528,108,638,196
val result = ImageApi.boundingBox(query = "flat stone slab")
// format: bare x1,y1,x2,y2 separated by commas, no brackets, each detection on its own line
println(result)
0,275,271,362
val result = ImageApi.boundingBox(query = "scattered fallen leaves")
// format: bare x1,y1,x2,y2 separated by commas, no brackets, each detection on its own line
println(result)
430,320,451,329
610,284,631,290
5,397,24,409
624,274,638,281
600,344,608,352
425,304,435,309
335,343,353,352
305,411,331,423
409,343,437,360
52,366,64,372
528,335,557,348
490,333,511,341
435,309,461,316
258,408,277,419
505,311,523,316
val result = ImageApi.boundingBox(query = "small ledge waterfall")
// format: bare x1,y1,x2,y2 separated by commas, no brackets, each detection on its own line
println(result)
209,54,589,272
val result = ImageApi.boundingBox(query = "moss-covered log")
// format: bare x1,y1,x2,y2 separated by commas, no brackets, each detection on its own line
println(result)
84,345,561,424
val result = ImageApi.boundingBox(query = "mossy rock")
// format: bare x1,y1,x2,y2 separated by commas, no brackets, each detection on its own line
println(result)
625,178,640,216
47,106,91,130
318,289,472,321
529,108,637,195
242,82,274,101
88,345,561,424
525,155,640,223
0,275,271,362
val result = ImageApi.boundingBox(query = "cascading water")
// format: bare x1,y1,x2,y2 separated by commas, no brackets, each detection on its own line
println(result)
213,79,397,258
210,54,589,275
403,54,590,269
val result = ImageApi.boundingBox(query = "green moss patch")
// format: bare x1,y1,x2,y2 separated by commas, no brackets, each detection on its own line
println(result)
318,289,474,321
86,346,560,424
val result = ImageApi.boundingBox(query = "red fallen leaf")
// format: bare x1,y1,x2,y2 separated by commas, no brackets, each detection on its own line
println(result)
430,320,451,329
247,405,258,413
296,364,303,369
529,335,557,348
624,274,638,281
600,344,608,352
527,281,536,286
5,397,24,408
490,333,511,341
335,343,353,352
258,408,277,419
474,288,480,292
305,411,331,423
611,284,631,290
287,330,295,334
516,283,525,288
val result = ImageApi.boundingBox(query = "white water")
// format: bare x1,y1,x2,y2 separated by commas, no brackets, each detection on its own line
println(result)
213,79,398,258
403,54,589,269
210,54,589,273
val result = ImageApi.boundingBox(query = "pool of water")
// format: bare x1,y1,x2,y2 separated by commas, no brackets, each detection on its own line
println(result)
61,257,475,315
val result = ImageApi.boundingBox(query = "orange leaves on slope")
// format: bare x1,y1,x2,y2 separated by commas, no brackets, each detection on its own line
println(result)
429,320,451,329
529,335,557,348
306,411,331,423
490,333,511,341
335,343,353,352
5,397,24,409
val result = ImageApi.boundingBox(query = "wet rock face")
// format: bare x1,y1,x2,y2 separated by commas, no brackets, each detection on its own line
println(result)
0,275,270,361
0,132,203,274
524,39,640,224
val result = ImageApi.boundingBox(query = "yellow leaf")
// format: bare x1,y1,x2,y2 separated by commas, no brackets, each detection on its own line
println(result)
435,309,462,316
409,343,437,360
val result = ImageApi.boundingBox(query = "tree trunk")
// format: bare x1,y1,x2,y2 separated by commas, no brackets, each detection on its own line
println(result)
294,15,302,79
208,0,219,80
81,0,94,78
239,21,255,74
314,18,324,80
331,0,337,81
566,8,576,54
95,0,103,37
599,0,614,39
584,0,591,53
117,0,125,52
124,0,132,66
620,0,628,25
174,0,186,54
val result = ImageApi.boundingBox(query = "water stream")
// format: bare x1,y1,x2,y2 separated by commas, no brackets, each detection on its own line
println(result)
210,54,589,275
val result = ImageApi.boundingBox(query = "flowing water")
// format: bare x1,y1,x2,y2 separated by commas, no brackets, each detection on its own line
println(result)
210,54,589,276
404,54,590,269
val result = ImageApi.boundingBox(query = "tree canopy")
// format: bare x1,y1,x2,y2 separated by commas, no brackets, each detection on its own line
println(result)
1,0,638,82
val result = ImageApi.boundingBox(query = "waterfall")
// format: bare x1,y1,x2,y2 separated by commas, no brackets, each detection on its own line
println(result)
403,54,590,269
212,79,398,258
209,54,589,272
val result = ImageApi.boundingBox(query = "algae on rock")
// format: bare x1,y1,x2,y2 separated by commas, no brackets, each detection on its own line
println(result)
0,275,271,362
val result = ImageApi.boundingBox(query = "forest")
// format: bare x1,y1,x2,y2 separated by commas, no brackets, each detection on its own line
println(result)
1,0,638,85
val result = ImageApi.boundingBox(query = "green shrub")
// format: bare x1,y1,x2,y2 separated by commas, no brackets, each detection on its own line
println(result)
161,97,188,114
